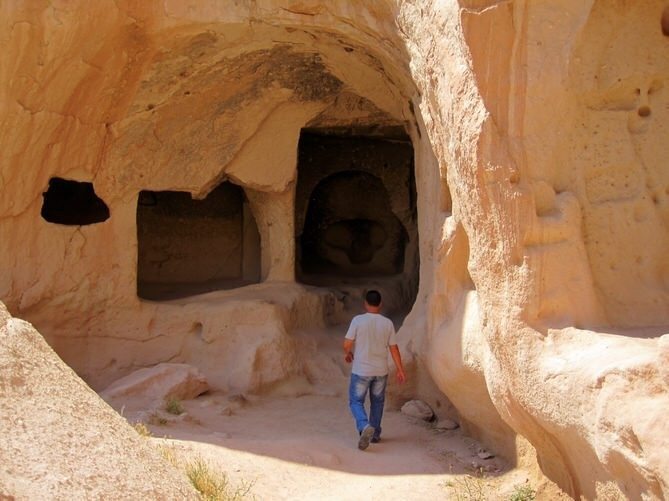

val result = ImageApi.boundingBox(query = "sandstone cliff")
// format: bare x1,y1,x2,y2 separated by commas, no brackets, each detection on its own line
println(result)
0,1,667,499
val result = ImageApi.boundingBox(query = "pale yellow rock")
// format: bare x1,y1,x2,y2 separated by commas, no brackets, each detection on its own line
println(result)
100,362,209,403
0,303,197,500
0,1,668,500
397,1,669,499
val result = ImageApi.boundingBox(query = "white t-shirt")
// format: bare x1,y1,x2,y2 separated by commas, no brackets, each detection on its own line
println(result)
345,312,397,377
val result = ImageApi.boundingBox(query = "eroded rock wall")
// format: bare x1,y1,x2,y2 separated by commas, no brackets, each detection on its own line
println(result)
0,303,197,499
0,0,417,389
1,1,668,499
397,1,669,498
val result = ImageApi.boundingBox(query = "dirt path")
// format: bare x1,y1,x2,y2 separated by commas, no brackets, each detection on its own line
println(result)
118,322,558,500
149,391,532,500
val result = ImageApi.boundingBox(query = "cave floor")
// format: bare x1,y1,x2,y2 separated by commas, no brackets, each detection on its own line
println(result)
135,324,544,500
148,392,530,500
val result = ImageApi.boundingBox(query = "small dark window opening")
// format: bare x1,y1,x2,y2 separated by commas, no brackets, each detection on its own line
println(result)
41,177,110,225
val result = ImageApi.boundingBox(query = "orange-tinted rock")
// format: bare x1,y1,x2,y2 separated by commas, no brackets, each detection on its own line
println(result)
0,2,667,499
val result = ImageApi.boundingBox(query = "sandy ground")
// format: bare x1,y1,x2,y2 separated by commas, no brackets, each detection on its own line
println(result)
118,324,557,500
146,391,538,501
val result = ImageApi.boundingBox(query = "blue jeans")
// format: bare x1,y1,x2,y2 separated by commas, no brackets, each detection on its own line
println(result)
348,373,387,440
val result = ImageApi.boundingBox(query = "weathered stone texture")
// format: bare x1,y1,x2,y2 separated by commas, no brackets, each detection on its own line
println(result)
397,1,669,498
0,1,668,499
0,303,197,499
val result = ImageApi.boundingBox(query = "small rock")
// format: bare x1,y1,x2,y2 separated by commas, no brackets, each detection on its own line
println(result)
401,400,435,421
477,448,495,460
435,419,459,430
220,406,234,416
100,363,209,403
227,393,249,406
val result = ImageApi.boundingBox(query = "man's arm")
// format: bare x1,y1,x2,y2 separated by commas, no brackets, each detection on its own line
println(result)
389,345,406,384
343,338,354,364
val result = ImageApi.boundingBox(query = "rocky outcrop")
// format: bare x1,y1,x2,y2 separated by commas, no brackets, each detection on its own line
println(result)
0,303,197,499
397,1,669,498
100,362,209,403
0,1,667,499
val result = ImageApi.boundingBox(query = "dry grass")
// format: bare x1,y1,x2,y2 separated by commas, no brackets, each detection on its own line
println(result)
157,443,180,468
133,422,152,437
155,442,253,501
444,475,488,501
185,458,253,501
148,411,169,426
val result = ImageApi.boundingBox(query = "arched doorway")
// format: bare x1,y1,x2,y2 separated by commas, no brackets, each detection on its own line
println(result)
300,170,408,277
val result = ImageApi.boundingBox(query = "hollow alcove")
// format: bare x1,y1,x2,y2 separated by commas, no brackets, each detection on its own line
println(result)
296,128,418,312
41,177,110,225
136,181,261,300
301,171,408,276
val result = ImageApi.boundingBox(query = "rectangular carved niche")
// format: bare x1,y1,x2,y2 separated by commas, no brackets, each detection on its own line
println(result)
136,182,260,300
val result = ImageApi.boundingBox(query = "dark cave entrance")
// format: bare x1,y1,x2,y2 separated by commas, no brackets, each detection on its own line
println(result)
136,181,261,300
300,170,408,276
295,128,418,316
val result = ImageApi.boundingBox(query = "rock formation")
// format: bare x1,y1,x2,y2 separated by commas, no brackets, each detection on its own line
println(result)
0,303,197,499
0,1,667,499
100,362,210,404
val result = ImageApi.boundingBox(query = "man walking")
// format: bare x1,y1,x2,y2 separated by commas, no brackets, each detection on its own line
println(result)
343,290,406,450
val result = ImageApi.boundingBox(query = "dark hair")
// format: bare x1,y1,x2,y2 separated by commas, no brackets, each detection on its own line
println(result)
365,290,382,307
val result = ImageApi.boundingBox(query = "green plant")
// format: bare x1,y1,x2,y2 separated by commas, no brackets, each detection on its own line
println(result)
509,483,536,501
165,397,185,415
185,458,253,501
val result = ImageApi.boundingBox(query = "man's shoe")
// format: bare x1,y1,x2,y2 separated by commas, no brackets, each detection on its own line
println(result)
358,425,375,450
371,437,380,443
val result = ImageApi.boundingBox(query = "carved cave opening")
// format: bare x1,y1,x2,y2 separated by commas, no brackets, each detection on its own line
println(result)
300,170,408,275
136,181,261,300
41,177,110,225
295,128,418,311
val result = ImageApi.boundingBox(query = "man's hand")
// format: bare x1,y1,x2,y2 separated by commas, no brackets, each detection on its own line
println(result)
389,345,406,384
343,338,355,364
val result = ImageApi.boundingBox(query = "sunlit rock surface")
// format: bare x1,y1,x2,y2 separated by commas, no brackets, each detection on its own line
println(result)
1,1,667,499
0,304,197,499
